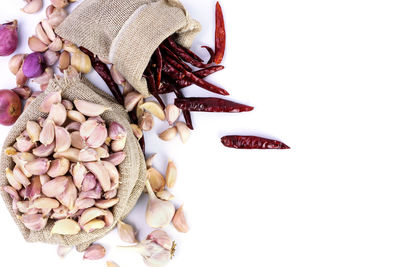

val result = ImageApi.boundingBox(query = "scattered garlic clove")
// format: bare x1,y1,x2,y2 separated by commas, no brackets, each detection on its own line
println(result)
41,19,55,41
50,0,69,8
39,91,61,113
41,176,68,197
111,137,126,152
95,198,119,209
145,180,175,228
79,148,99,162
59,50,70,70
33,197,60,209
48,103,67,126
124,91,143,112
75,197,95,209
48,8,68,27
130,124,143,140
175,121,191,144
47,157,70,177
65,122,81,132
156,190,175,201
39,119,55,145
32,67,53,85
35,22,51,45
21,0,43,14
16,68,28,87
43,49,59,66
53,148,80,162
139,112,153,131
147,168,165,193
70,131,86,149
57,245,73,258
54,126,72,152
26,120,41,142
159,127,178,141
140,101,165,121
84,162,111,191
165,104,181,125
165,160,177,188
28,36,48,52
117,220,137,243
25,158,50,175
72,162,87,189
146,154,157,169
78,207,106,227
108,122,127,141
9,54,25,75
83,244,106,260
20,214,48,231
83,219,106,233
172,205,189,233
5,168,22,190
51,218,81,235
104,152,126,166
110,65,125,85
61,99,74,110
71,51,92,73
67,110,86,122
146,229,173,250
74,99,111,117
12,86,31,100
32,141,55,157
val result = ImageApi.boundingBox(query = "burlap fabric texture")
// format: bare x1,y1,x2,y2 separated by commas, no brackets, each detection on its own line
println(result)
56,0,201,97
0,76,147,252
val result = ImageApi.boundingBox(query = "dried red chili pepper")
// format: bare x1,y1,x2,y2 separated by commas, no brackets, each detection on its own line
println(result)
166,36,203,62
159,44,192,72
175,97,253,113
165,55,229,96
165,37,212,68
214,2,226,64
221,136,290,149
80,46,124,105
162,61,185,80
201,45,215,65
154,47,163,90
173,87,194,130
144,66,165,109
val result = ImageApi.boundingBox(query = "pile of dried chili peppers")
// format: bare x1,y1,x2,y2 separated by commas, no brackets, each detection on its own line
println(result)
81,2,289,150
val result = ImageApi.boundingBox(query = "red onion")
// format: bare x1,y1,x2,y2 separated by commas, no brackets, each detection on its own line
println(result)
22,52,45,78
0,20,18,56
0,90,22,126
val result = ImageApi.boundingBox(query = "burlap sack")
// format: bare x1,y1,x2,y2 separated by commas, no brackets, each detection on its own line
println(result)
0,76,147,252
56,0,201,97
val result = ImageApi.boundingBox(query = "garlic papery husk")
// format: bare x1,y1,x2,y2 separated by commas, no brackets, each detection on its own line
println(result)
145,180,174,228
119,230,175,267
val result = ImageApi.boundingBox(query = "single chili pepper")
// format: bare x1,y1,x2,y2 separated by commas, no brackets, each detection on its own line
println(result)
154,47,163,90
173,87,194,130
201,45,215,65
175,97,253,113
221,136,290,149
166,36,203,62
175,65,224,88
159,44,192,72
165,37,212,68
144,66,166,109
165,55,229,96
80,46,124,105
214,2,226,64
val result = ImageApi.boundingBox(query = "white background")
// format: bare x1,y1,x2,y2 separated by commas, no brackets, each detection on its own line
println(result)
1,0,400,266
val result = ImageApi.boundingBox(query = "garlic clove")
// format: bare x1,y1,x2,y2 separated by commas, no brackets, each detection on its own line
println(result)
45,5,55,19
83,244,106,260
71,51,92,73
12,86,31,100
50,0,69,9
9,54,25,75
16,68,28,87
104,188,117,199
48,103,67,126
80,173,96,192
56,177,77,210
39,119,55,145
165,160,177,188
111,137,126,152
32,67,54,85
32,141,55,157
43,50,60,66
79,183,102,199
145,180,175,228
39,174,50,185
74,99,111,117
51,218,81,235
156,190,175,201
57,245,73,258
26,120,41,143
67,110,86,122
172,205,189,233
104,152,126,166
47,157,70,177
108,122,127,141
21,0,43,14
95,198,119,209
146,229,173,250
95,146,109,159
70,131,86,149
35,22,51,45
83,219,106,233
78,207,106,227
54,126,72,152
5,168,22,190
65,122,81,132
75,197,95,210
175,121,191,144
146,154,157,169
139,112,154,131
59,50,70,70
165,104,181,125
25,176,42,200
53,148,80,162
20,214,48,231
48,8,68,27
117,220,137,243
103,209,114,227
110,65,125,85
61,99,74,110
28,36,48,52
124,91,143,112
33,197,60,209
86,124,108,148
122,82,134,96
40,19,56,41
41,176,68,197
159,127,178,141
102,161,120,190
79,148,99,162
147,168,165,193
51,205,69,220
139,101,166,121
14,135,35,152
72,162,87,189
84,162,111,191
39,91,61,113
130,124,143,140
25,158,50,175
79,119,98,139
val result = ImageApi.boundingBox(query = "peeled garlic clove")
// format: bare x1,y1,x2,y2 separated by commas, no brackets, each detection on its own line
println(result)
39,91,61,113
72,162,87,189
28,36,48,52
102,161,120,190
176,122,191,144
117,220,137,243
130,124,143,140
25,158,50,175
50,0,69,9
85,162,111,191
42,176,68,197
104,189,117,199
53,148,80,162
47,157,70,177
32,141,55,157
21,0,43,14
172,205,189,233
41,19,55,41
108,122,126,141
86,124,108,148
75,197,95,210
71,51,92,73
147,168,165,193
165,160,177,188
43,49,59,66
9,54,25,75
83,244,106,260
124,91,143,112
21,214,48,231
67,110,86,122
78,207,106,226
74,100,111,117
83,219,106,233
39,119,55,145
79,148,99,162
110,65,125,85
111,137,126,152
39,174,50,185
139,112,153,131
71,131,86,149
48,8,68,27
104,152,126,166
5,168,22,190
12,86,31,100
145,180,175,228
159,127,178,141
156,190,175,201
140,101,166,121
165,105,181,125
26,121,41,143
33,197,60,209
61,99,73,110
56,177,77,210
1,186,20,204
51,218,80,235
35,22,51,45
65,122,81,132
59,50,70,70
48,103,67,126
57,245,73,258
54,126,71,152
81,173,97,192
14,135,35,152
32,67,53,85
95,198,119,209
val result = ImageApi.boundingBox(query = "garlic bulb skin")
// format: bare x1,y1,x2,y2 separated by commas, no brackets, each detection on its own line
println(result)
145,180,175,228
